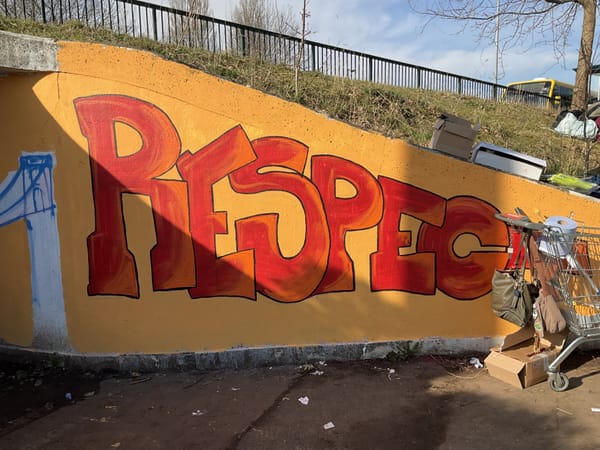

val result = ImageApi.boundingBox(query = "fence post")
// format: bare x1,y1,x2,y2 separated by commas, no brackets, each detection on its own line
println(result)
417,68,421,89
241,28,247,56
152,8,158,41
310,44,315,71
368,56,373,82
458,76,462,95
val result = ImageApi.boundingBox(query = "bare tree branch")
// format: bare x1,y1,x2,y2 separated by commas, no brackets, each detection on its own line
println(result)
408,0,598,110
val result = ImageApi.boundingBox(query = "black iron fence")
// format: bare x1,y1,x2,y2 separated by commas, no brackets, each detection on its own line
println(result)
1,0,552,107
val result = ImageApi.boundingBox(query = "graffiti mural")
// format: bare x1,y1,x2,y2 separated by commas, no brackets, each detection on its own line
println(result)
74,94,510,303
0,153,69,350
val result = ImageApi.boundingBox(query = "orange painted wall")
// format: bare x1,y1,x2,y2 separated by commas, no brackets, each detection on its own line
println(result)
1,40,599,354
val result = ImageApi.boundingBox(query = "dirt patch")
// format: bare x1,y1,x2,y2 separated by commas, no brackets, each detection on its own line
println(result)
0,360,106,436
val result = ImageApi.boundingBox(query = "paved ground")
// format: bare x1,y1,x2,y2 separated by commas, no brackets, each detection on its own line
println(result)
1,351,600,450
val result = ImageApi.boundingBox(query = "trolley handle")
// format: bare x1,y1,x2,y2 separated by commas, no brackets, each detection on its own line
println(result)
494,212,546,231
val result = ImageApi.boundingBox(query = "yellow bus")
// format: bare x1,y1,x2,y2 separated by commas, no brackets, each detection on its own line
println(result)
505,78,574,109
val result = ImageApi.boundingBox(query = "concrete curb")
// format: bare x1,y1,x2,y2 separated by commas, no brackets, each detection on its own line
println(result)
0,336,502,372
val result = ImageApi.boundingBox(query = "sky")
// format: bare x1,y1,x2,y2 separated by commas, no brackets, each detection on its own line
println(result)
204,0,595,87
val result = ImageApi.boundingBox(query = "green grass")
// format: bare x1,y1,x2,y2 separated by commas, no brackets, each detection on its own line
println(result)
2,16,599,176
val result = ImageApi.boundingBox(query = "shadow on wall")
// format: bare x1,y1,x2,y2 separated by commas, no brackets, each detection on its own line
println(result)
0,72,513,355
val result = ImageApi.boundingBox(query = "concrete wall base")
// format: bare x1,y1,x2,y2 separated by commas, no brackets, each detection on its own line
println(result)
0,336,505,373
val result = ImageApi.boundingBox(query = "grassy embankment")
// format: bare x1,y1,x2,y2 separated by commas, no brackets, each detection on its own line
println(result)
2,16,598,177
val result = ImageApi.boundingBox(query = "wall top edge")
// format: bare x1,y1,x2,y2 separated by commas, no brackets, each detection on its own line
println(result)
0,31,57,74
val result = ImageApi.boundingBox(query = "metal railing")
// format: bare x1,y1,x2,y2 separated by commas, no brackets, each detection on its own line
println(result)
1,0,552,107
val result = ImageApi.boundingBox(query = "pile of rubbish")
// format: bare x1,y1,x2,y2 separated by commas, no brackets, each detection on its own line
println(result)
552,102,600,141
428,111,600,200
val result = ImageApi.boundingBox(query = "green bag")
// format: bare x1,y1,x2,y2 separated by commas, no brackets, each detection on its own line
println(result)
491,270,535,328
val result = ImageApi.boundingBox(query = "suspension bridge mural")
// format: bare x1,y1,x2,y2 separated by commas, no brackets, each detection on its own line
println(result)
1,38,599,354
0,153,69,350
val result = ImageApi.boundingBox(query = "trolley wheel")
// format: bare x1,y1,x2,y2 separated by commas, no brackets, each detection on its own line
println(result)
548,372,569,392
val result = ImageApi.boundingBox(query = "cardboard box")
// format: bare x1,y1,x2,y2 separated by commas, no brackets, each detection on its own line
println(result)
471,142,547,181
429,113,480,160
484,325,566,389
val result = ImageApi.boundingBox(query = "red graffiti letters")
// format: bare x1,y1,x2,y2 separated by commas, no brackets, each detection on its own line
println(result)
230,137,330,302
370,177,446,294
312,156,383,294
74,94,509,301
177,126,256,300
75,95,195,297
417,197,509,299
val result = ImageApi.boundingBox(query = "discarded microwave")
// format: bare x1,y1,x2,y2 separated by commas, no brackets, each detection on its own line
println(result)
471,142,547,181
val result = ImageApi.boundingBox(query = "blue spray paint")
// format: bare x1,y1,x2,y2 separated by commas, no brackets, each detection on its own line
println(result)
0,153,69,350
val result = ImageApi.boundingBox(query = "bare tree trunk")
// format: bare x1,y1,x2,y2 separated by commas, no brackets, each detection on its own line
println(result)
232,0,300,62
294,0,309,99
170,0,210,47
571,0,596,111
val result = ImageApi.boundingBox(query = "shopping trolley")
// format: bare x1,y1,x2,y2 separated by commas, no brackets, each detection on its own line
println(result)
496,211,600,391
537,222,600,391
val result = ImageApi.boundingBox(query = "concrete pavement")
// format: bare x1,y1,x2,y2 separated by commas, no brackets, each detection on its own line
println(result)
2,351,600,449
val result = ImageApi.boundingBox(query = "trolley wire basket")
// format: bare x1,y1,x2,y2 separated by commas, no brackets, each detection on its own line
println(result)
537,224,600,391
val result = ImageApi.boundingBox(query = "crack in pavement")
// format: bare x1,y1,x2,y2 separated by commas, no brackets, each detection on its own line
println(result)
225,370,307,449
